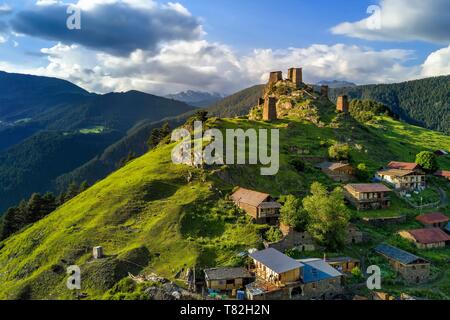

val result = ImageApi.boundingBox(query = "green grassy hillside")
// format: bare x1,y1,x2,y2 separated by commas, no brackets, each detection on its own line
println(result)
0,92,449,300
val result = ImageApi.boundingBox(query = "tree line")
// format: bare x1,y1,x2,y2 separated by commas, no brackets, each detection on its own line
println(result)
0,181,89,240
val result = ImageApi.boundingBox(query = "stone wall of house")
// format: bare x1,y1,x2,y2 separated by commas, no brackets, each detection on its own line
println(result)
397,263,430,284
266,225,316,252
289,278,343,300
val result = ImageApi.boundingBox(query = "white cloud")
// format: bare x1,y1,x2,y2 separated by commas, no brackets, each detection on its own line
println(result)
15,41,444,96
421,44,450,77
0,34,6,43
331,0,450,44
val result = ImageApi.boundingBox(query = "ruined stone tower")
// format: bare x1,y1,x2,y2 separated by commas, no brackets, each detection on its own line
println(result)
320,85,329,97
287,68,302,87
268,71,283,87
336,95,349,113
263,97,278,121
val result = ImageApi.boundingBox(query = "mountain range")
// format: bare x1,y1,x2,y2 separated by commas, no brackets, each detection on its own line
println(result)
0,77,449,299
0,72,449,215
165,90,225,107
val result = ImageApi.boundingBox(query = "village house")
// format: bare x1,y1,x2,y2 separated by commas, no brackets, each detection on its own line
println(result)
264,223,316,252
386,161,421,172
315,161,354,182
375,168,426,191
375,244,430,284
346,224,364,244
434,170,450,181
204,267,254,292
398,228,450,249
231,187,281,224
416,212,449,229
344,183,392,210
326,257,360,274
246,248,343,300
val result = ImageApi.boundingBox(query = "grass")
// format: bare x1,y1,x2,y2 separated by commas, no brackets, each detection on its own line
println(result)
0,95,449,299
79,126,106,134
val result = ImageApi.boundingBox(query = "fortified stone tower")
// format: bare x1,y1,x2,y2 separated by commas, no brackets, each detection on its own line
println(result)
268,71,283,87
336,95,349,113
320,85,329,97
287,68,303,87
263,97,278,121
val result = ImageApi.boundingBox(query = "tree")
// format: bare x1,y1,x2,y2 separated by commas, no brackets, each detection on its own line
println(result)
147,122,171,149
356,163,369,181
415,151,438,173
79,181,90,193
265,226,283,243
303,182,350,251
328,143,350,161
280,195,309,230
65,182,79,202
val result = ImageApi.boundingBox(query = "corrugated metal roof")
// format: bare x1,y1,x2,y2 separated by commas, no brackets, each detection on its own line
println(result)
416,212,449,225
315,162,352,171
387,161,419,171
249,248,303,274
298,258,342,283
204,267,252,281
231,187,271,207
377,169,416,177
375,244,428,265
345,183,392,193
406,228,450,244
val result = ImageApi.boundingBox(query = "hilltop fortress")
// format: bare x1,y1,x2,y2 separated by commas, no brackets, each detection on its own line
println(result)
256,67,348,122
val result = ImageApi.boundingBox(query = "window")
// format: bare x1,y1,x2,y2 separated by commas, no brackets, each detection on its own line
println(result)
226,279,235,285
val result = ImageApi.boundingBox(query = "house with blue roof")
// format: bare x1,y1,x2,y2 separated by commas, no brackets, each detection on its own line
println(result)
246,248,343,300
375,244,430,284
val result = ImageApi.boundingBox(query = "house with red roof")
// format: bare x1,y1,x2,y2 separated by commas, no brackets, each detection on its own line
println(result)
416,212,449,229
343,183,392,210
399,228,450,249
434,170,450,181
387,161,422,172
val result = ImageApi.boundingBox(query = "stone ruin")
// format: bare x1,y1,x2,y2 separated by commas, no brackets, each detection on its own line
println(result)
336,95,349,113
320,85,329,97
268,71,283,87
263,97,278,121
287,68,303,87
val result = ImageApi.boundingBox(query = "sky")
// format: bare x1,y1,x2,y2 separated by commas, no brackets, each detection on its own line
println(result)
0,0,449,95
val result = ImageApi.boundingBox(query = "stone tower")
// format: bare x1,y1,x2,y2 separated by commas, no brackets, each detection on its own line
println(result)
287,68,302,87
263,97,278,121
268,71,283,86
337,95,349,113
320,85,329,97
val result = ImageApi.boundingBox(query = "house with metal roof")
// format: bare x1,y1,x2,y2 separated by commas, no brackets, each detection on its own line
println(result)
376,168,426,191
344,183,392,210
204,267,254,292
315,161,354,182
246,248,343,300
399,228,450,249
231,187,281,224
416,212,449,229
375,244,430,283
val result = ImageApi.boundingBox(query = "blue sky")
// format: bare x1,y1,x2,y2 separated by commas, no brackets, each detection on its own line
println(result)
0,0,449,94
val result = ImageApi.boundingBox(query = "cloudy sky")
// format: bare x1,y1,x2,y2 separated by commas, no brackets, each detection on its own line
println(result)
0,0,449,95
